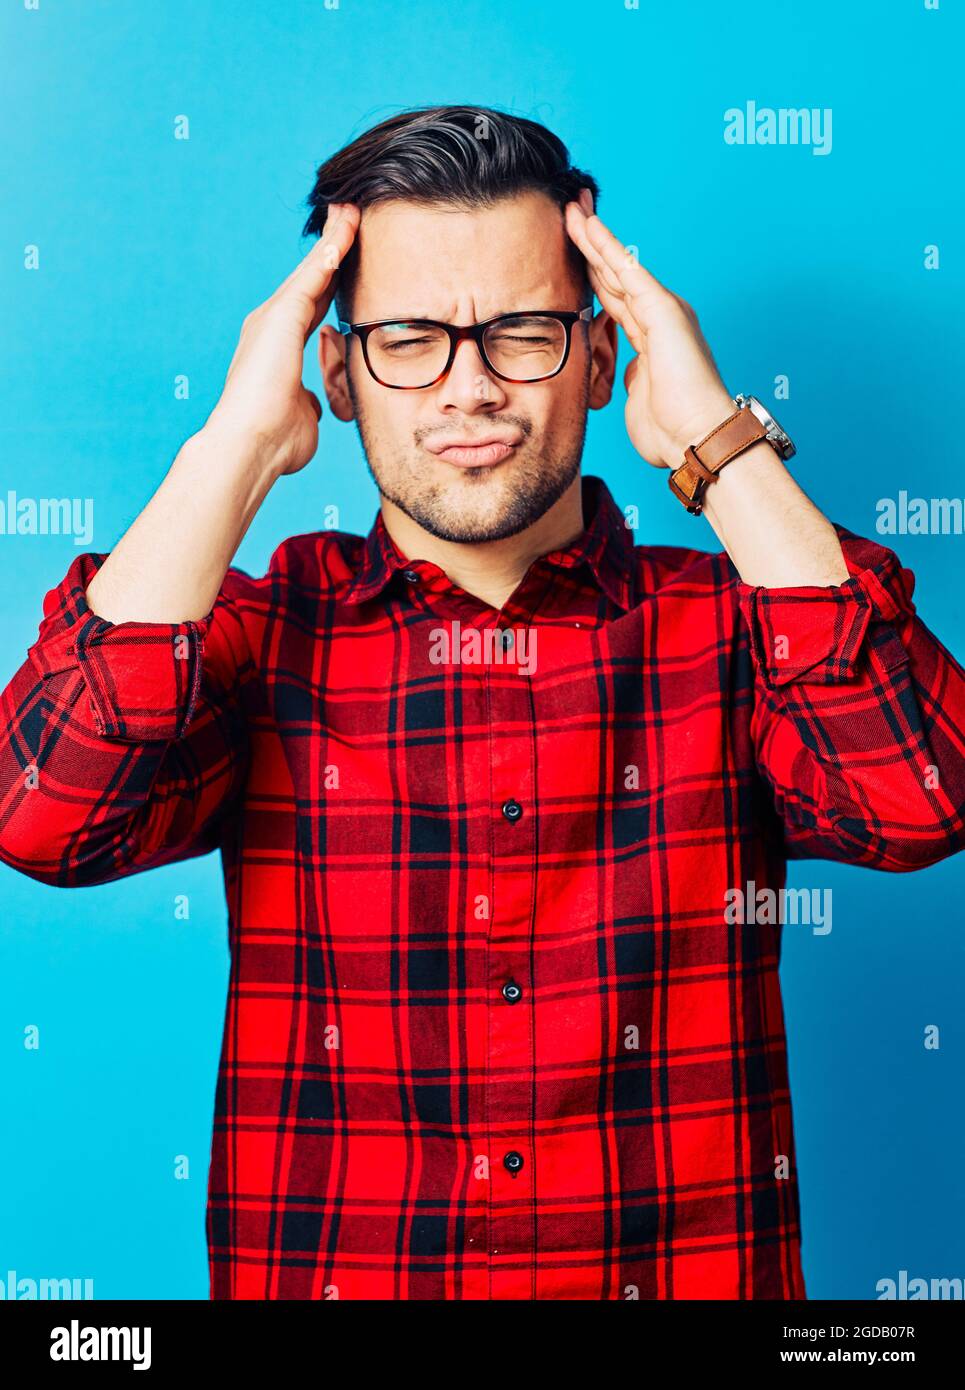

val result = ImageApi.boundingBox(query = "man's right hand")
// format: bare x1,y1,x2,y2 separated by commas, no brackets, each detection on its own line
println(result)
84,203,361,626
208,202,360,477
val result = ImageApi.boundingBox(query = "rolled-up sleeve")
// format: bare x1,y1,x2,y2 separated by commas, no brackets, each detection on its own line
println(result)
738,525,965,869
28,573,210,743
0,551,253,886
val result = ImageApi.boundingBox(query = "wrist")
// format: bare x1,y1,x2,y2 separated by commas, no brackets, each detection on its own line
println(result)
175,424,281,532
668,390,736,462
200,410,290,485
696,437,787,525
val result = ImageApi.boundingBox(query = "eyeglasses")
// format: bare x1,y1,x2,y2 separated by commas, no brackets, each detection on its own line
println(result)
336,306,594,389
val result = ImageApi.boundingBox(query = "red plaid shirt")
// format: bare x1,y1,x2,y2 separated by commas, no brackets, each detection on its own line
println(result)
1,475,963,1300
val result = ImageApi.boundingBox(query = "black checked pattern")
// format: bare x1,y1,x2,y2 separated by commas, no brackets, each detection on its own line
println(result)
0,476,963,1299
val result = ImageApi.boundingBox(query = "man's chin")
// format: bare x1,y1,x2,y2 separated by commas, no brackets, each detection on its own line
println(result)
382,466,575,544
412,516,533,544
392,496,535,545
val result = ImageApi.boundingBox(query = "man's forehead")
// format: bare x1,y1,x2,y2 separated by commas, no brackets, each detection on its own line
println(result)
350,192,580,313
357,189,566,238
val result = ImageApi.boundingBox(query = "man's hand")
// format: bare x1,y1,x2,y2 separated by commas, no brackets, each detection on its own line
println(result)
565,190,734,470
208,202,360,477
565,190,848,586
85,204,361,625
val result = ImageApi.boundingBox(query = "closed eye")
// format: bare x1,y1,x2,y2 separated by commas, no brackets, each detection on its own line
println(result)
489,333,554,346
380,336,437,352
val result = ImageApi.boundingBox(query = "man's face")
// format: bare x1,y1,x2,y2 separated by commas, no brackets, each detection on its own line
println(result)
320,191,615,543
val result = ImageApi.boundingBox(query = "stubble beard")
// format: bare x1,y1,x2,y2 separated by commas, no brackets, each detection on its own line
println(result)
346,368,591,544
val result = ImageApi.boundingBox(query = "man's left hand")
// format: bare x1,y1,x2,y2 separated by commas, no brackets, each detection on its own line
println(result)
565,190,735,471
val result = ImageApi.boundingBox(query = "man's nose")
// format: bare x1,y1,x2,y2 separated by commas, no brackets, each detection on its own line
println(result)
436,336,507,411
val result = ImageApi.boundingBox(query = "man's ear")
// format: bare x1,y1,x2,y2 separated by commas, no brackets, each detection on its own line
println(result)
587,308,617,410
318,325,355,422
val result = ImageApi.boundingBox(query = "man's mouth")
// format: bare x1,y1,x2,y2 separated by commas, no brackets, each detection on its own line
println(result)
424,433,523,469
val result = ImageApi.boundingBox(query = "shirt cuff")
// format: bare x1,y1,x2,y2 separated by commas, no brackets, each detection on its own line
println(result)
737,527,917,689
27,551,213,741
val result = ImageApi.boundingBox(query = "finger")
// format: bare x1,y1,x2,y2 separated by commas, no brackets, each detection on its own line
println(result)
592,256,674,359
587,265,644,352
304,388,323,421
286,211,361,343
587,263,647,356
271,208,342,299
567,203,655,357
273,203,355,296
304,275,340,340
568,202,677,344
579,212,675,327
266,203,360,330
565,202,622,296
287,203,360,305
673,293,698,324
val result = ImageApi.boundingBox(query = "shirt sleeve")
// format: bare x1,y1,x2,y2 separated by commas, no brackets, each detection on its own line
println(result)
738,524,965,870
0,551,253,886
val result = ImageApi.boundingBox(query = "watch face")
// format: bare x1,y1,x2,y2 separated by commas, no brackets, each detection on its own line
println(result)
737,394,796,461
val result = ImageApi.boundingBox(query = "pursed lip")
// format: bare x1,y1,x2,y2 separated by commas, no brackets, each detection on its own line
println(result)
424,432,524,468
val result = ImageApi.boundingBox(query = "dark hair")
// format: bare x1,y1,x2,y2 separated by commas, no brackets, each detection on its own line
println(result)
301,105,599,321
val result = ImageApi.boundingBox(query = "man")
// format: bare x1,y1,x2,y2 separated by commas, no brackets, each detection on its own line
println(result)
1,105,963,1301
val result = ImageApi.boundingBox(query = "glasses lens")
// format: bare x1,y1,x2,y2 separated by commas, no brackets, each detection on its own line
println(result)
366,322,450,387
483,314,567,380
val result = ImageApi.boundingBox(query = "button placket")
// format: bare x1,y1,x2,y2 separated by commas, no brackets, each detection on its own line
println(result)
484,646,537,1299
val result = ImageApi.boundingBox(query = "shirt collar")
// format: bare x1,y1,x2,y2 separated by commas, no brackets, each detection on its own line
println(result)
343,474,636,612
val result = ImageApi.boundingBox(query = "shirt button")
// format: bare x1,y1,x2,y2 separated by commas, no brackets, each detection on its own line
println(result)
497,628,514,651
502,980,522,1004
503,1151,524,1176
501,799,523,823
402,569,420,583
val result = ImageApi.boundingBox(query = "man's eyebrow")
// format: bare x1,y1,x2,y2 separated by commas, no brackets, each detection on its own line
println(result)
357,305,568,324
353,312,433,323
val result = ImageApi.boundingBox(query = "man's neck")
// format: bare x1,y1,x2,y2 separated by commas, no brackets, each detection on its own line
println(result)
380,475,586,611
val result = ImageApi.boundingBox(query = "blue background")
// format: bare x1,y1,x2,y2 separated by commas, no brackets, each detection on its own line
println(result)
1,0,962,1300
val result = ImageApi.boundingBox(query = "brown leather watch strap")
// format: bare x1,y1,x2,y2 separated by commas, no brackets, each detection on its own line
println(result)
668,405,768,514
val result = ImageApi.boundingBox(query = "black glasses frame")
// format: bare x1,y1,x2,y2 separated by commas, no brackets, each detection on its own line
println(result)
336,306,594,389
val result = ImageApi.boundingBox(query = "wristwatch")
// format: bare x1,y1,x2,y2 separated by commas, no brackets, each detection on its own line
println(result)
668,394,796,515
